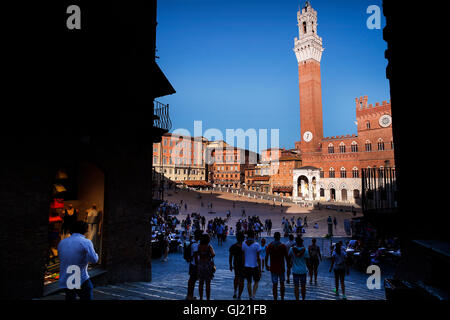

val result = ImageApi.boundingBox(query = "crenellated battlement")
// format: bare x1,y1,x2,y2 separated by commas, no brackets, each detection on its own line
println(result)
355,96,391,120
322,134,357,141
356,96,390,111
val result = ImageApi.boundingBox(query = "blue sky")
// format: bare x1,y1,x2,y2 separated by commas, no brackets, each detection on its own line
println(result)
156,0,389,150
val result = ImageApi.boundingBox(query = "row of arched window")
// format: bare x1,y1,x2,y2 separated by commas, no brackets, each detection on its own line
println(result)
320,167,359,179
320,166,391,179
327,139,393,154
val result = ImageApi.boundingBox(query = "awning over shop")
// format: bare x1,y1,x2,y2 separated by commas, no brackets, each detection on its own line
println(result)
181,180,212,188
250,176,270,181
272,186,293,193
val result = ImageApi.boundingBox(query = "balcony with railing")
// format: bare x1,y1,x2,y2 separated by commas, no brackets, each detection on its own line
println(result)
153,100,172,132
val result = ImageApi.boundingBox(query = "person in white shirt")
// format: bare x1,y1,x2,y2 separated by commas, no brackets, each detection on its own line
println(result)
242,230,261,300
58,221,98,300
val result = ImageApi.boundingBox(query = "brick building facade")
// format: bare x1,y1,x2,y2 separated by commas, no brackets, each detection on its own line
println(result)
153,133,208,183
290,2,394,204
270,152,303,197
208,141,258,188
244,164,271,193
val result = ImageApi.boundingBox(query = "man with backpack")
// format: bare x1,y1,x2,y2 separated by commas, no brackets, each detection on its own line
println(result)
186,229,203,300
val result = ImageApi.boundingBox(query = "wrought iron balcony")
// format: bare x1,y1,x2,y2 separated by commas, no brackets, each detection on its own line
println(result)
361,167,397,213
153,100,172,132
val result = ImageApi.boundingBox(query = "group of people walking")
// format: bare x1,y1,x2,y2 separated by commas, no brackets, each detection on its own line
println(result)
282,215,308,237
228,232,325,301
235,215,268,239
185,228,349,300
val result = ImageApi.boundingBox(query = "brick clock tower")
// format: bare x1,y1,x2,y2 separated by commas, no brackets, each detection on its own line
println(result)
294,1,324,154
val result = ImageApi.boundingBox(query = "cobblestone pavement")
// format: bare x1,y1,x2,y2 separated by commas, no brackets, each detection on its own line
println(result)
42,236,392,300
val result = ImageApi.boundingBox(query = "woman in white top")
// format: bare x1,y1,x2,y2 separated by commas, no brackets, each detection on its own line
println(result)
329,241,348,299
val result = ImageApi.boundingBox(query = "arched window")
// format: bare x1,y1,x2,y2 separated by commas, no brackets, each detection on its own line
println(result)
329,167,335,178
339,142,346,153
366,121,371,129
365,140,372,152
320,168,324,178
340,167,347,178
303,21,307,33
352,167,359,178
351,141,358,152
377,138,385,151
328,143,335,154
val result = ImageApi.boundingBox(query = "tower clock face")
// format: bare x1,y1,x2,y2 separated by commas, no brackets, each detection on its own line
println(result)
379,114,392,128
303,131,313,142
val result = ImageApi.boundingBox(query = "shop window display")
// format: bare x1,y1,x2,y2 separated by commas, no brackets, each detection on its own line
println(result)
44,164,104,286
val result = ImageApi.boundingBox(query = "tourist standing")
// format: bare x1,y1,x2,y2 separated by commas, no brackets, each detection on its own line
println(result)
216,223,224,246
267,219,272,236
296,217,302,229
229,232,245,299
195,233,215,300
58,221,98,300
259,238,267,273
327,216,333,236
161,232,169,262
329,241,348,299
201,216,206,230
186,230,202,300
284,234,296,284
289,236,309,300
242,230,261,300
265,232,289,300
307,238,322,284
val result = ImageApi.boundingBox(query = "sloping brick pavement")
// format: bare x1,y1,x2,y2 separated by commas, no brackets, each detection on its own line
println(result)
41,236,390,300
